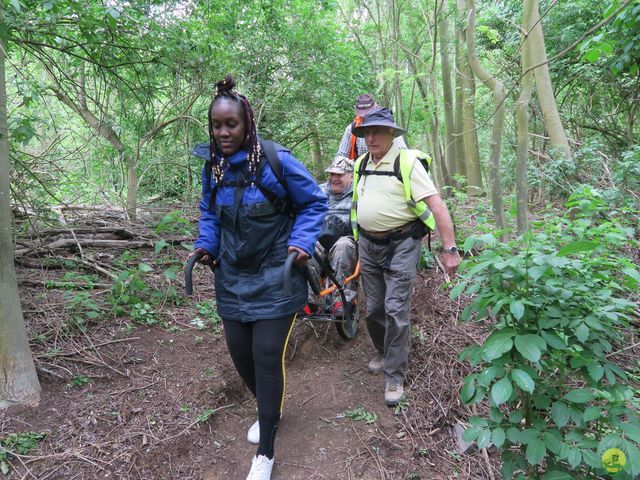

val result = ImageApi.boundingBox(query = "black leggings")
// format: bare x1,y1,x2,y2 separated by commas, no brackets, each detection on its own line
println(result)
222,315,296,459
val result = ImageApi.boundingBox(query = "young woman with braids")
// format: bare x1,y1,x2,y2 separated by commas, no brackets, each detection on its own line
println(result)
189,75,327,480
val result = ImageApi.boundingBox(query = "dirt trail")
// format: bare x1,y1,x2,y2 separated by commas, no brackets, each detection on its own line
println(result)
203,324,412,480
4,239,495,479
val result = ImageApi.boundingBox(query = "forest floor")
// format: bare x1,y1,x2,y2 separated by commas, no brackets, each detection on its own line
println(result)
3,204,500,479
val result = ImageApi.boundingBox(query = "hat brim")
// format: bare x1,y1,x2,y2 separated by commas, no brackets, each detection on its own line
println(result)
352,122,405,138
325,167,352,174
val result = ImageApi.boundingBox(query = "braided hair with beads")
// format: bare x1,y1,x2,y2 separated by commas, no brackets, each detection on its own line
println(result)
208,74,261,184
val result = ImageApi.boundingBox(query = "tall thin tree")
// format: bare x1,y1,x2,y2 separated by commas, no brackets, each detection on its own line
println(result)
516,0,535,234
438,0,457,189
529,0,572,159
0,1,41,408
465,0,507,238
456,0,483,195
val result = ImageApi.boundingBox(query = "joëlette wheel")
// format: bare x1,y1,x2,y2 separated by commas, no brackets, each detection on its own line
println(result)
335,281,361,340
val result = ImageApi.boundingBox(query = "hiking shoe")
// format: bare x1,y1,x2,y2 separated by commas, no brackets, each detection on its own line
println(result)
246,454,274,480
247,419,260,444
385,383,404,406
367,354,384,374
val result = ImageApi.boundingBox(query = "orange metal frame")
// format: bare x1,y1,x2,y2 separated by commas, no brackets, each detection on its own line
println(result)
318,259,361,297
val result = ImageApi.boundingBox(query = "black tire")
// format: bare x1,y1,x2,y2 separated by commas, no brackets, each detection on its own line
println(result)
335,281,361,341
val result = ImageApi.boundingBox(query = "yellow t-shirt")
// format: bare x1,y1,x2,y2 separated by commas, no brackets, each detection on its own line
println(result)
356,144,438,232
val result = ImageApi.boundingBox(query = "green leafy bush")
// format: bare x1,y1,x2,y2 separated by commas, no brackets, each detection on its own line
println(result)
155,210,193,236
63,291,102,331
109,267,150,316
345,407,378,424
109,264,165,326
0,432,46,474
453,196,639,479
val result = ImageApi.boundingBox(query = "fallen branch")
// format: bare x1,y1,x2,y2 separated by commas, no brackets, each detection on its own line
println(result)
15,236,192,256
34,337,140,359
606,341,640,358
350,424,386,480
26,227,139,239
19,279,111,289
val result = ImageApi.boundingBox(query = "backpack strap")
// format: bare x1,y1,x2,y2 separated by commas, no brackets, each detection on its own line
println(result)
204,140,293,216
358,152,403,180
256,140,293,216
260,140,285,189
356,152,369,176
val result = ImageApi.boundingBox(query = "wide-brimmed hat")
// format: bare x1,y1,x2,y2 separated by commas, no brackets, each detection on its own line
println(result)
351,107,405,138
325,155,354,174
355,93,376,116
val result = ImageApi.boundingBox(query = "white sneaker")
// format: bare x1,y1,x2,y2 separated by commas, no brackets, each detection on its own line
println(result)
247,419,260,444
246,454,274,480
247,414,282,444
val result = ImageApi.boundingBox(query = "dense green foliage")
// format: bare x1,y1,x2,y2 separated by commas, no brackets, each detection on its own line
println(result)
5,0,371,210
454,190,639,478
2,0,637,217
2,0,638,476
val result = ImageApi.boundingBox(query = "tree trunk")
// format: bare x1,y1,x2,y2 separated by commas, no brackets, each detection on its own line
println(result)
516,0,535,235
310,123,323,173
407,55,451,191
429,71,447,191
456,0,483,195
453,33,466,181
391,0,404,127
438,3,457,188
465,0,507,239
628,100,637,148
184,119,193,195
0,5,41,407
127,154,138,222
530,0,572,159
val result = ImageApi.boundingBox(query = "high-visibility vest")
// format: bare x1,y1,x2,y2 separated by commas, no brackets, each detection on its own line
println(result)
350,149,436,240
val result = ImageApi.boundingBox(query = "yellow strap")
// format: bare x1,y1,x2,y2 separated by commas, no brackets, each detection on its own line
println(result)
279,314,297,413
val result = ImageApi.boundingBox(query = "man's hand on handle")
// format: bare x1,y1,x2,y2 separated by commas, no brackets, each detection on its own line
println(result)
423,194,462,278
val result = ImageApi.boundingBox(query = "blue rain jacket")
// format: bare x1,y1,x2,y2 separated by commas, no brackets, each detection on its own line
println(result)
193,143,328,322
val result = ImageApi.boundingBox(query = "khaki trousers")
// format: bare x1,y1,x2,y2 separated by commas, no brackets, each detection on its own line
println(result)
359,234,421,385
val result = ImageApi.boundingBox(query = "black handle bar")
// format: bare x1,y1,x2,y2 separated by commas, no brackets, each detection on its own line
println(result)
184,252,215,295
186,251,320,297
283,251,321,296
